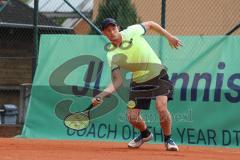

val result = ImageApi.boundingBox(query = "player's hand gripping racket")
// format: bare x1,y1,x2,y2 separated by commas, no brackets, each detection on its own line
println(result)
64,98,101,131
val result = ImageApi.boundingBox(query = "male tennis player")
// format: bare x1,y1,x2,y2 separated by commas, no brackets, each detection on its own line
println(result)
92,18,182,151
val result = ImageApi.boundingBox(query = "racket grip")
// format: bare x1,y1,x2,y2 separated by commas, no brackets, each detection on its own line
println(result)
85,104,94,111
95,97,102,102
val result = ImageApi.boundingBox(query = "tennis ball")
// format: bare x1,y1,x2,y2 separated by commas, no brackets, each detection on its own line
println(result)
128,100,136,109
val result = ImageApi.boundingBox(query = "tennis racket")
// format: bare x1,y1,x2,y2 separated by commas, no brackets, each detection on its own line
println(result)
64,98,101,131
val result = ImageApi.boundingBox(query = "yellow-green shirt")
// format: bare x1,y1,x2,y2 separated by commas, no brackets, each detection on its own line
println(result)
107,24,163,83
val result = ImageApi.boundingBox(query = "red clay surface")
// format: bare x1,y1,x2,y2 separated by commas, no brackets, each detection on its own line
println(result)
0,138,239,160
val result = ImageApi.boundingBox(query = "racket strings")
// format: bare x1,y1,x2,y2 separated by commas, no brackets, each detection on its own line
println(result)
64,112,90,130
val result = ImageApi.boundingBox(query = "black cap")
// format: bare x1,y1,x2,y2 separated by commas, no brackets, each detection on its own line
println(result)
100,18,117,30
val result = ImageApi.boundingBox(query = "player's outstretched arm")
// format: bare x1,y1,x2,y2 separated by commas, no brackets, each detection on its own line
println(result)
92,68,122,106
142,21,183,49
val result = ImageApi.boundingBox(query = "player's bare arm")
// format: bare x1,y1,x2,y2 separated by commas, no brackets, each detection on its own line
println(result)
92,68,122,106
142,21,183,49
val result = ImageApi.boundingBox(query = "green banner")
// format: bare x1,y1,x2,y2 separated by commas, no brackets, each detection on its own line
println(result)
20,35,240,148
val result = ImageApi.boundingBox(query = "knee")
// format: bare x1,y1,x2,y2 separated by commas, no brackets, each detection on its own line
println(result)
127,111,140,124
156,105,170,120
156,104,168,113
156,99,168,114
156,100,167,108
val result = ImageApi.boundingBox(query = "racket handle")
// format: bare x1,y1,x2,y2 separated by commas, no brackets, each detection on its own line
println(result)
95,97,102,102
84,97,102,111
85,97,101,111
84,104,94,111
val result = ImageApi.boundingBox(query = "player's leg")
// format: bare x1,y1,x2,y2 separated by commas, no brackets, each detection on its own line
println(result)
127,107,153,148
127,108,146,131
155,95,178,151
156,96,172,136
127,79,154,148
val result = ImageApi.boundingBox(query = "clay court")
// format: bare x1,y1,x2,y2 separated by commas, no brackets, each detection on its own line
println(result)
0,138,239,160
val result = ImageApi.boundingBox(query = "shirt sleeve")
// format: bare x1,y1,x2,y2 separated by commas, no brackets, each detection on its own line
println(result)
123,24,146,37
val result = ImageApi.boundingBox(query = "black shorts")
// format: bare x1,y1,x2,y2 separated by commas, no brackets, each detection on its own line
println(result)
128,69,174,110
